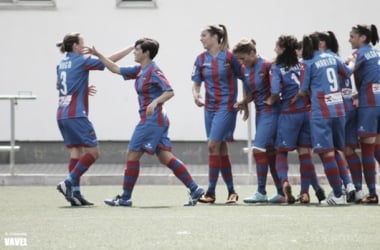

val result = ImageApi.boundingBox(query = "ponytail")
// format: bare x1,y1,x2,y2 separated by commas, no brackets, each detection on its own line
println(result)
218,24,229,50
370,24,379,45
206,24,230,50
326,31,339,54
302,35,314,60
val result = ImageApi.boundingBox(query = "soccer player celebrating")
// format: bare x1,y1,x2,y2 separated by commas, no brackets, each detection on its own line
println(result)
90,38,204,207
233,38,284,204
267,35,323,204
293,32,352,205
348,24,380,204
56,32,133,206
191,24,241,204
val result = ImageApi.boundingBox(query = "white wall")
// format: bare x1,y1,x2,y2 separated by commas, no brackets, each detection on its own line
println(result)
0,0,379,141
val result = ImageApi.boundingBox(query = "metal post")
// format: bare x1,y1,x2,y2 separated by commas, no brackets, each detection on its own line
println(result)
10,98,16,176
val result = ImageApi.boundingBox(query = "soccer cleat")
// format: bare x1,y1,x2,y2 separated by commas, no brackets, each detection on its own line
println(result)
345,183,356,203
282,182,296,204
70,197,82,206
299,193,310,204
315,188,326,203
268,194,286,203
71,193,94,206
361,194,379,204
243,192,268,203
198,192,216,204
225,193,239,204
320,194,346,205
56,180,73,202
104,195,132,207
184,187,205,206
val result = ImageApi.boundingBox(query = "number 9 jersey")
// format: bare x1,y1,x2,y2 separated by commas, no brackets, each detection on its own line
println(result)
300,51,352,119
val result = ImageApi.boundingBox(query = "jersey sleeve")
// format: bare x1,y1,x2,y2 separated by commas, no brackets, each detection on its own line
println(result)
120,65,141,80
270,65,281,95
191,55,203,85
83,56,105,71
336,59,352,79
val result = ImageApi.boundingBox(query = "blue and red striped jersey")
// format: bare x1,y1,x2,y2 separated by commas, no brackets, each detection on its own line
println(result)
325,50,355,112
270,63,310,113
353,44,380,107
191,50,243,111
300,51,351,118
242,57,279,114
120,62,172,126
56,52,105,120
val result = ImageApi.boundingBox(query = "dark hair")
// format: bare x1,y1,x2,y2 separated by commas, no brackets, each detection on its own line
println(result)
56,32,81,53
296,41,303,50
318,31,339,54
352,24,379,45
302,33,319,60
274,35,299,70
205,24,229,50
232,38,257,54
135,38,159,59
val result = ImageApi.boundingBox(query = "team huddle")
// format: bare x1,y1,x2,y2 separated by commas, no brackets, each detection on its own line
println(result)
55,23,380,207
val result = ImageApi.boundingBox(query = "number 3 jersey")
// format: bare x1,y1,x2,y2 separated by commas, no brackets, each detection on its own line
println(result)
56,52,105,120
300,51,352,119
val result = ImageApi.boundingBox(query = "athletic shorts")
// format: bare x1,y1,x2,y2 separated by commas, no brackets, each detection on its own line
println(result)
128,123,172,155
253,111,278,151
310,117,345,153
204,109,237,142
275,111,312,151
357,106,380,138
57,117,98,148
345,110,359,147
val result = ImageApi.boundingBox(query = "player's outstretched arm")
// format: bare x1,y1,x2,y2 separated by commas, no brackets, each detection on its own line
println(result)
89,46,121,74
108,46,134,63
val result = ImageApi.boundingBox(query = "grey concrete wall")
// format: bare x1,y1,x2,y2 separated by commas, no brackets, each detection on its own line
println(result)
0,140,246,165
0,140,322,165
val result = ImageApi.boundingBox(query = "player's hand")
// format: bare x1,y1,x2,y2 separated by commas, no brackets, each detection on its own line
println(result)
193,93,204,107
146,101,157,116
88,85,97,96
233,100,246,111
81,46,92,55
85,46,100,57
234,100,249,121
291,91,306,104
353,97,359,108
264,97,273,106
241,104,249,121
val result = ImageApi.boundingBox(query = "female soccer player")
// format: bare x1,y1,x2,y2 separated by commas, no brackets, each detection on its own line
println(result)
56,32,133,206
233,38,284,204
348,24,380,204
267,35,322,204
191,24,241,204
318,31,357,203
90,38,204,207
294,32,352,205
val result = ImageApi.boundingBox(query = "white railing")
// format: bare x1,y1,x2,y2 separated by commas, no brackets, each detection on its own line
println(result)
0,93,37,175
